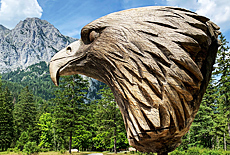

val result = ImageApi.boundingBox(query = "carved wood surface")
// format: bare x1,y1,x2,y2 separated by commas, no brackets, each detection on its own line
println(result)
49,6,220,154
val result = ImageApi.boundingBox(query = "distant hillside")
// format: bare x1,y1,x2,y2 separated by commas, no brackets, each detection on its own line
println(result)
0,17,76,73
2,61,54,100
2,61,104,101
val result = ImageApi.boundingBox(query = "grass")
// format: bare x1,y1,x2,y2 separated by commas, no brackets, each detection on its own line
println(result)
0,151,127,155
2,149,230,155
0,152,18,155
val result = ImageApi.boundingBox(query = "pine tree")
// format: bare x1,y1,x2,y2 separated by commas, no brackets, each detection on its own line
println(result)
93,85,128,153
214,34,230,150
72,125,92,151
13,86,38,147
194,76,218,148
16,131,29,151
53,75,89,153
0,76,14,151
190,89,215,148
0,76,8,151
38,113,54,149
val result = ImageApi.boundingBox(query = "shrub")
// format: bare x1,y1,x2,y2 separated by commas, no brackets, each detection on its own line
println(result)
7,148,14,153
23,141,40,155
60,148,66,154
187,147,202,155
129,151,134,154
170,149,185,155
13,147,20,153
40,148,49,152
225,151,230,155
207,150,224,155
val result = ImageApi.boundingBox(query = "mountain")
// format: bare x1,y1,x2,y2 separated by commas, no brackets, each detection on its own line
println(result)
0,17,76,73
0,25,10,37
0,18,104,101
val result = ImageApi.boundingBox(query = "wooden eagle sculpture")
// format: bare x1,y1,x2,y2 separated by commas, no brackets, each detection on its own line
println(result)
49,6,220,154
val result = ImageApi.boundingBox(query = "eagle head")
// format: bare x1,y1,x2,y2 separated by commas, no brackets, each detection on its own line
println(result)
50,6,220,154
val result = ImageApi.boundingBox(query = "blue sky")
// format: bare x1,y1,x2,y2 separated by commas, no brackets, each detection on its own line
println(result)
37,0,168,38
0,0,230,44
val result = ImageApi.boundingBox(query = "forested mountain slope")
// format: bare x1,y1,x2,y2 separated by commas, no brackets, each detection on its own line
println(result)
1,61,104,101
2,61,53,100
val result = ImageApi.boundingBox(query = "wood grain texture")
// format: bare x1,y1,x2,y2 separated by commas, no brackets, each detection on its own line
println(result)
49,6,220,154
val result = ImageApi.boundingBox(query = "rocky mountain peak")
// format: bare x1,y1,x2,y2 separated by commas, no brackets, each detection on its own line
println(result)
16,17,48,28
0,24,10,31
0,17,77,73
0,24,10,36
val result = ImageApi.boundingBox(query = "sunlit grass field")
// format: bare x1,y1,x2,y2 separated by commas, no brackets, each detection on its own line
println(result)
0,151,142,155
1,149,230,155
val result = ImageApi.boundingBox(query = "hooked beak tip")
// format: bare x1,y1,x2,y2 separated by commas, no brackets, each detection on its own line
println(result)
49,61,60,86
54,75,60,86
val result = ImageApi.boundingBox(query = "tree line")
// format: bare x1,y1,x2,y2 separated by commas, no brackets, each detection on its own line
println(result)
0,35,229,154
0,74,128,153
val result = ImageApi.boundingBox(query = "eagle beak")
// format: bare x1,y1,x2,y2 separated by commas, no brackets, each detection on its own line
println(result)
49,48,67,86
49,40,81,86
49,57,62,86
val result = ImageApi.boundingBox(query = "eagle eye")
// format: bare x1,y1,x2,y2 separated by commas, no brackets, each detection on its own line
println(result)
66,46,72,55
89,30,99,43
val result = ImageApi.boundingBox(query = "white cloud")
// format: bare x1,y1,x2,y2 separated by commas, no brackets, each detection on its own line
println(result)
166,0,230,32
167,0,199,10
0,0,43,29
